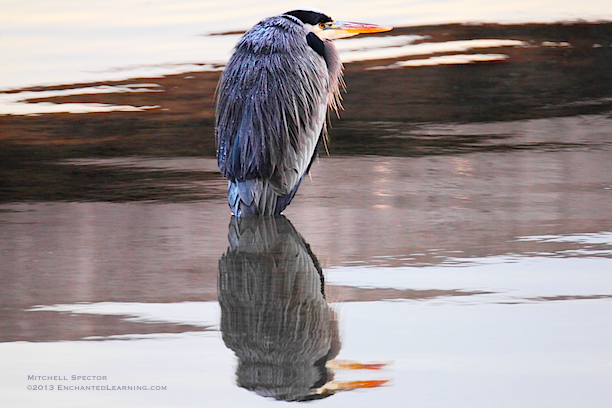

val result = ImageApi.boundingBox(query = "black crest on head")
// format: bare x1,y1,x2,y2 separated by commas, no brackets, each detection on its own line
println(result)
282,10,331,59
284,9,332,25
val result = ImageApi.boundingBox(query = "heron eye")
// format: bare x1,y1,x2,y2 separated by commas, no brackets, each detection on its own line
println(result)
318,23,326,29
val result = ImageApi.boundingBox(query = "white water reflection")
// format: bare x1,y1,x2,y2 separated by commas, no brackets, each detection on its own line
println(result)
30,302,219,332
369,53,509,69
516,231,612,245
0,84,163,115
326,256,612,304
333,35,428,52
340,38,525,63
0,100,160,116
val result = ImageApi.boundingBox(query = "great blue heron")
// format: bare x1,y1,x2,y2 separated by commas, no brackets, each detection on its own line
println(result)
215,8,391,217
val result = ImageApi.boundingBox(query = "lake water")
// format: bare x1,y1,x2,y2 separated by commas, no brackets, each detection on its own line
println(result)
1,1,612,407
3,0,612,91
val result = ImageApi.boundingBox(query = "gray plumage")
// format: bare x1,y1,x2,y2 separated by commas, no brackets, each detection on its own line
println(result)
215,14,343,217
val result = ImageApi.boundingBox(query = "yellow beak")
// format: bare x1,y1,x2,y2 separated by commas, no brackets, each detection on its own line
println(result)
335,21,393,34
322,21,392,39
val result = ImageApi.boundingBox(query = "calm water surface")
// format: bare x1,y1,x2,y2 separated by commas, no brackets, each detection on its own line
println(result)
2,2,612,407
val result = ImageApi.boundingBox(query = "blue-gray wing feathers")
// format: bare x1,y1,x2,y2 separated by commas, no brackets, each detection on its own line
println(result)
216,16,340,216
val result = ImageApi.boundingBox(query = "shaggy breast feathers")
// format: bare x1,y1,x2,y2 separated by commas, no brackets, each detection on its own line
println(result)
216,16,329,195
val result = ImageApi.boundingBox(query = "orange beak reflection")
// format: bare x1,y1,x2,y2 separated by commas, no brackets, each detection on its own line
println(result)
317,359,393,396
320,379,391,393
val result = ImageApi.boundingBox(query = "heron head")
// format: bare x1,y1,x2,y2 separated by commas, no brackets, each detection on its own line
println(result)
284,8,392,40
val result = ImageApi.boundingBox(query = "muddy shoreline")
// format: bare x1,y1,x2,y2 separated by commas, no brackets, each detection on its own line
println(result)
2,23,612,150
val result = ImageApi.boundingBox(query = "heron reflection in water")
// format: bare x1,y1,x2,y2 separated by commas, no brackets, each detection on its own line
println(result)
215,9,391,217
218,216,390,401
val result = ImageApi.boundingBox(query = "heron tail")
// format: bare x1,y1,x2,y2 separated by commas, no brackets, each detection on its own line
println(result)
228,178,303,218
